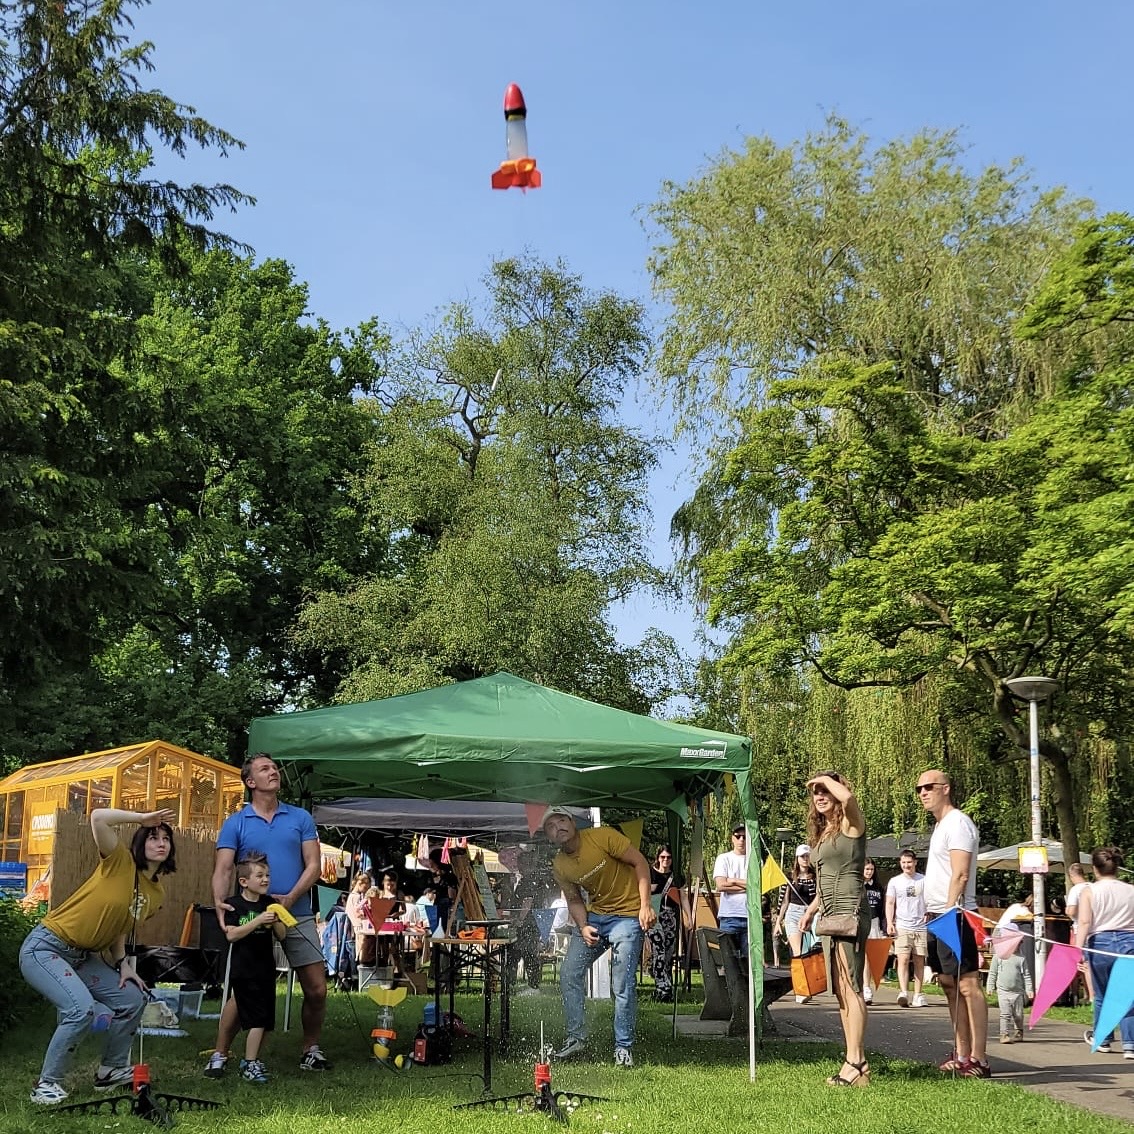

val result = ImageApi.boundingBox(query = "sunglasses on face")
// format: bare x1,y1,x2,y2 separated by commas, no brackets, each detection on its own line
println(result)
915,781,946,795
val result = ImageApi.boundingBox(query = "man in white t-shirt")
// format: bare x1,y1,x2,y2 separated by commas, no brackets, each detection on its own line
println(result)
713,825,749,959
919,768,989,1078
885,850,928,1008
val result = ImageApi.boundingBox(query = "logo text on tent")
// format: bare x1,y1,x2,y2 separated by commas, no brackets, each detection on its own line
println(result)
679,743,727,759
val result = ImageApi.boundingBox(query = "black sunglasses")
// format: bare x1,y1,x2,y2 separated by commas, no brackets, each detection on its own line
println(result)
915,781,946,794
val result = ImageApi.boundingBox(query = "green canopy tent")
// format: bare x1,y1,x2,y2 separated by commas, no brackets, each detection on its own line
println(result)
248,672,765,1076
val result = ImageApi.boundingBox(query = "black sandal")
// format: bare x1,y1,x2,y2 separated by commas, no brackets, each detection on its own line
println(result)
827,1060,870,1087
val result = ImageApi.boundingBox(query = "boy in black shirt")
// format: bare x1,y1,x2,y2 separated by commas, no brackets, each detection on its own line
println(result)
204,852,286,1082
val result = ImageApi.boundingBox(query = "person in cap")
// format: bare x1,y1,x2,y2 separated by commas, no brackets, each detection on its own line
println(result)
540,806,655,1068
713,824,750,959
772,844,817,983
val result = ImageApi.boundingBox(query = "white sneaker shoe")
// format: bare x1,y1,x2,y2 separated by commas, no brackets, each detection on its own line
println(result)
912,994,928,1008
795,994,812,1004
863,987,872,1004
30,1080,69,1106
94,1065,134,1091
614,1046,633,1068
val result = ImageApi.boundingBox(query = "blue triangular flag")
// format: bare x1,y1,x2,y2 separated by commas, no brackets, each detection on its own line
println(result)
927,909,962,960
1092,955,1134,1051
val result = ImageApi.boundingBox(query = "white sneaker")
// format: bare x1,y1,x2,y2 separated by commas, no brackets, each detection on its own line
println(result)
1124,1050,1134,1060
863,987,872,1004
94,1065,134,1091
795,994,812,1004
30,1080,69,1106
912,994,928,1008
614,1046,633,1068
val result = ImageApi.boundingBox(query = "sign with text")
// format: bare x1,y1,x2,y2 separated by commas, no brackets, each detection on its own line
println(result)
0,862,28,896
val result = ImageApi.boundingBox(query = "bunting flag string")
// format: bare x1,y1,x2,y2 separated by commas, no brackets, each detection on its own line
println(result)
760,854,789,894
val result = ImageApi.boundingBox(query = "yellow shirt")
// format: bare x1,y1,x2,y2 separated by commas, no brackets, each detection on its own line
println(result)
42,842,164,951
552,827,641,917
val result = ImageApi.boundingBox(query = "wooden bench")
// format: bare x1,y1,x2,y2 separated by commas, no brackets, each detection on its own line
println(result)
696,927,794,1036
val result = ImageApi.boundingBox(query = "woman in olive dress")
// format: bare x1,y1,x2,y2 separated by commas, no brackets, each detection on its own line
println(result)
801,771,870,1087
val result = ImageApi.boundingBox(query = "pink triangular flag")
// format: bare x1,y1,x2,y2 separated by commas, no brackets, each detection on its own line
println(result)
1092,955,1134,1049
992,929,1024,959
1029,941,1081,1028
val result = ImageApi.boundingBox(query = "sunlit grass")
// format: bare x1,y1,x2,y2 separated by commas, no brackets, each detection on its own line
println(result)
0,984,1122,1134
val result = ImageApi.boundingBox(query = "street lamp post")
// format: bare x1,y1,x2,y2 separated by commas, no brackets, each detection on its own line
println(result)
1004,675,1060,987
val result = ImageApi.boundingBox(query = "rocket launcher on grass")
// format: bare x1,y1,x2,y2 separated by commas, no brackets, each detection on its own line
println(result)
491,83,541,190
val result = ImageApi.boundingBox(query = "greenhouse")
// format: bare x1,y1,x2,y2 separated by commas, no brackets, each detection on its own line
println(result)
0,740,244,890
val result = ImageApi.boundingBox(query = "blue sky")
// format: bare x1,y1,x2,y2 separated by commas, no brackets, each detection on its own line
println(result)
130,0,1133,655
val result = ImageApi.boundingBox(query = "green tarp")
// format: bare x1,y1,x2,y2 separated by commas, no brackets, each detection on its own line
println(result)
247,671,752,816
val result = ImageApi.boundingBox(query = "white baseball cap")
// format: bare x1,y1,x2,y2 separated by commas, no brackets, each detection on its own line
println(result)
795,844,812,857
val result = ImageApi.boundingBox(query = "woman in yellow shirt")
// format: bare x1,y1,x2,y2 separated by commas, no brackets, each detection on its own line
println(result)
19,807,177,1106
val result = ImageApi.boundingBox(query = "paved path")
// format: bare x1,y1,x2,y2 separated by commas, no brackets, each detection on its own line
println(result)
768,985,1134,1126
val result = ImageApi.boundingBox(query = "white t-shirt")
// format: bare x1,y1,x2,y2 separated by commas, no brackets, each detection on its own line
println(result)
924,807,979,913
1086,878,1134,935
885,871,927,930
1066,880,1088,915
713,850,748,919
995,901,1031,930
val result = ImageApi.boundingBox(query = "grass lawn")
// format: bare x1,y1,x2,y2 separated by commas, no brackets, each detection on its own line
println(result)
0,983,1122,1134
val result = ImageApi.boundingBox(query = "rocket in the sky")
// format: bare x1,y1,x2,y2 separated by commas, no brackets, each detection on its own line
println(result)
491,83,541,190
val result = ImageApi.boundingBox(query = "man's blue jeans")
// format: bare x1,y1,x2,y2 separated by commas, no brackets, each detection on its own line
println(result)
559,914,644,1050
718,916,749,961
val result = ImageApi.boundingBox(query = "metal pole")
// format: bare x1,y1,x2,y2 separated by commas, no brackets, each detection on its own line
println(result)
1028,699,1046,987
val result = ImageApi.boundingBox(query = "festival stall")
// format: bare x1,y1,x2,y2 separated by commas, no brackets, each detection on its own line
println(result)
247,671,763,1074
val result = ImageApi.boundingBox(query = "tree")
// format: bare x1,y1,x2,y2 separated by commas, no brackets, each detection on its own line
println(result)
0,249,390,762
0,0,249,701
647,121,1132,858
296,256,677,712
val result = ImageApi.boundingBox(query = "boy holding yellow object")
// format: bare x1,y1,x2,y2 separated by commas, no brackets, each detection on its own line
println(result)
205,853,286,1083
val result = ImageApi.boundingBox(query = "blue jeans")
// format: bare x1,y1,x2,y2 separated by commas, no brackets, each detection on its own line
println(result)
20,925,146,1083
559,914,644,1050
719,917,749,961
1088,931,1134,1051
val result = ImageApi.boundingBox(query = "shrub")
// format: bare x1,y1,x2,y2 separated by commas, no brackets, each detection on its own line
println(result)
0,898,38,1028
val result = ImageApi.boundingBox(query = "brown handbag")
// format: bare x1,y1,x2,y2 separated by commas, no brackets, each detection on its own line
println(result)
815,912,860,937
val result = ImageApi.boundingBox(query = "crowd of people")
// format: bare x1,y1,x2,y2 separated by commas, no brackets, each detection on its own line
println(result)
15,755,1134,1101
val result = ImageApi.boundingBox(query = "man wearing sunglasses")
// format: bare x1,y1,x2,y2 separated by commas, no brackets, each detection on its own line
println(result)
918,770,989,1078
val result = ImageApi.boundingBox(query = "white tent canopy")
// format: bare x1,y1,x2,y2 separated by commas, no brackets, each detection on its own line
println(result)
977,839,1090,874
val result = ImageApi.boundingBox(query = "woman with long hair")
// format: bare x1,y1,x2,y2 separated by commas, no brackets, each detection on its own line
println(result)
773,844,818,1001
862,859,886,1004
1077,847,1134,1056
647,845,681,1001
801,771,870,1087
20,808,177,1106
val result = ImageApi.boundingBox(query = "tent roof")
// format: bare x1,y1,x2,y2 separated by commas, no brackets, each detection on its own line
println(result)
312,797,589,839
248,672,751,813
977,839,1091,874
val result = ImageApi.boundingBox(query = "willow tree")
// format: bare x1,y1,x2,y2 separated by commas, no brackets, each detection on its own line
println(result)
646,120,1125,859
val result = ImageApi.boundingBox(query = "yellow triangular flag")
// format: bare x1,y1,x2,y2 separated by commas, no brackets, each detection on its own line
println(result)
761,854,788,893
618,818,644,851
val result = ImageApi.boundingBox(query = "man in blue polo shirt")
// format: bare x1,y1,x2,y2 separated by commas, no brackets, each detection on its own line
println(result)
206,753,330,1076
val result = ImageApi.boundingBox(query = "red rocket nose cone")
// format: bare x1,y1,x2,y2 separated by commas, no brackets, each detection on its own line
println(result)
503,83,526,114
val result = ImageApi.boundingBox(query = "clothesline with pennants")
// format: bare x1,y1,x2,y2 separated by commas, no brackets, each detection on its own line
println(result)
927,907,1134,1046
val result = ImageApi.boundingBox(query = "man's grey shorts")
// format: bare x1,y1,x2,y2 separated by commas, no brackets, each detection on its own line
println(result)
280,916,324,968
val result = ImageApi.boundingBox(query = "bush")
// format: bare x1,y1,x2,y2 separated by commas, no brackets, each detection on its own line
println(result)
0,898,37,1028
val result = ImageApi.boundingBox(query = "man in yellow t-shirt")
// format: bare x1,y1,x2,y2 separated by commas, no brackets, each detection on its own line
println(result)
543,807,655,1068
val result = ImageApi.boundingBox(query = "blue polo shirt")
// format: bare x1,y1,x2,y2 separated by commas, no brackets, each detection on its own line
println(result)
217,802,319,917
